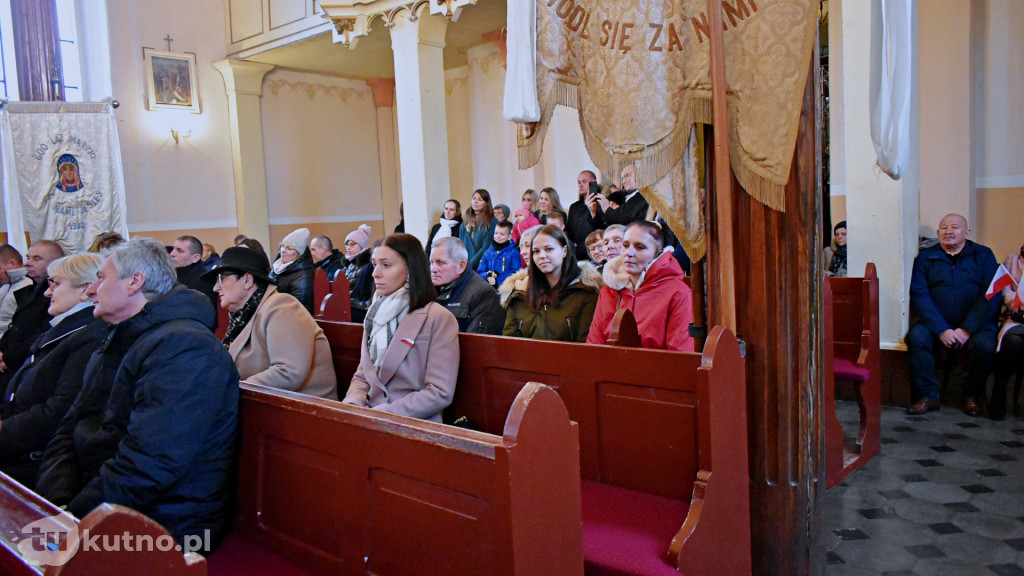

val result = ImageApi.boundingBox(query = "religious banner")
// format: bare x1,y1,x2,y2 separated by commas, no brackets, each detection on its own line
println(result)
1,101,128,255
508,0,819,259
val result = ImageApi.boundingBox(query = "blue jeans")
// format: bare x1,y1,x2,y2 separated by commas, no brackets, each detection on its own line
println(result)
906,323,997,401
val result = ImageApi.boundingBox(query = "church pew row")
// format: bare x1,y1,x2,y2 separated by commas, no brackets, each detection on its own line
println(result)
823,263,881,489
317,321,751,576
316,271,351,322
0,472,205,576
225,381,583,576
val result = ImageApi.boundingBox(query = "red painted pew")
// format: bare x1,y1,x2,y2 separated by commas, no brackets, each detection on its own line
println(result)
824,263,882,489
319,321,751,576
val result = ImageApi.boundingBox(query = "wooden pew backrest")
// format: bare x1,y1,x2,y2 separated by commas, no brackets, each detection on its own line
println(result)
234,381,583,576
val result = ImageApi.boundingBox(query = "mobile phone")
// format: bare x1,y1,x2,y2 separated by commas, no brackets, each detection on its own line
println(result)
588,181,600,197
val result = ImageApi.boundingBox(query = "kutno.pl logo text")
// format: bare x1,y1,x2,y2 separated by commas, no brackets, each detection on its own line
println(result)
15,513,210,567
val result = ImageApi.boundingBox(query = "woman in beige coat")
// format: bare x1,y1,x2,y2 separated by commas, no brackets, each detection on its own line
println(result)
205,247,337,400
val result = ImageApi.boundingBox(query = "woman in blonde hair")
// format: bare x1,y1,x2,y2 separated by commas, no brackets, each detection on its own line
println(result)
459,189,497,269
0,253,107,487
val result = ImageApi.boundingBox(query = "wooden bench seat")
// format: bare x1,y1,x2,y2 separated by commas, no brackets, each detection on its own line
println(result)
824,263,881,489
319,320,751,576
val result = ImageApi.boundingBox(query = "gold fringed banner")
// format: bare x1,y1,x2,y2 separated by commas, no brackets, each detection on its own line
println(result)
519,0,819,218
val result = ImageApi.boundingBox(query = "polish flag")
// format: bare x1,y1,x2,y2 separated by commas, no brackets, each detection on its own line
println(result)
986,264,1017,300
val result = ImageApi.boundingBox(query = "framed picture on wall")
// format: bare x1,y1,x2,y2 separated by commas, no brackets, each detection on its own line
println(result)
143,48,200,113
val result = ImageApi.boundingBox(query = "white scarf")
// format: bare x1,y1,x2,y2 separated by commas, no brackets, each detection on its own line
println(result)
272,257,295,276
436,218,459,240
365,284,410,371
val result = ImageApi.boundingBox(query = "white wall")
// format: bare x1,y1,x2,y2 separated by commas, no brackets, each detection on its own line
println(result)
260,69,382,225
107,0,237,235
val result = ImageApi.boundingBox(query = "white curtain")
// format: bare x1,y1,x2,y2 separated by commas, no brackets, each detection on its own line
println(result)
870,0,914,180
0,100,128,254
502,0,540,122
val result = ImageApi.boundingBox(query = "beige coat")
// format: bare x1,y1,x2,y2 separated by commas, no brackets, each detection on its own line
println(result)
343,302,459,422
229,286,338,400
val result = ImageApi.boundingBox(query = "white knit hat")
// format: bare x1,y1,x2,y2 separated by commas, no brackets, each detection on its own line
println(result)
282,227,310,254
345,224,372,249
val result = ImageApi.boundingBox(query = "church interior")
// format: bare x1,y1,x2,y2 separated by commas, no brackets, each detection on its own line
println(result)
0,0,1022,575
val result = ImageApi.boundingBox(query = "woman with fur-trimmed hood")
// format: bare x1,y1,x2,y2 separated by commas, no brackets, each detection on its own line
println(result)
503,225,603,342
587,220,694,351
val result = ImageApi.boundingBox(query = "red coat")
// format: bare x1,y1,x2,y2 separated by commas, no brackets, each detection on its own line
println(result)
587,251,694,351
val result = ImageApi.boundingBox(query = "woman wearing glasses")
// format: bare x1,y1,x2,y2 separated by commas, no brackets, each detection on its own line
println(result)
0,254,107,487
207,247,337,400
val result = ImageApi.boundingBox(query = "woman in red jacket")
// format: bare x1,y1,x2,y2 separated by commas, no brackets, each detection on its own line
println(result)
587,220,694,351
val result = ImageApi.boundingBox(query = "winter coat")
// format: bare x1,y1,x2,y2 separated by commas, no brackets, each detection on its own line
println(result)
0,307,107,486
343,248,375,320
587,251,694,351
344,302,459,423
35,286,239,547
271,250,317,314
229,286,338,399
600,190,649,225
0,281,52,375
436,268,505,335
0,268,33,338
511,213,541,245
477,241,522,288
498,268,529,309
317,249,345,281
567,199,603,261
503,262,602,342
910,240,1000,336
460,218,498,270
426,220,463,257
176,261,219,327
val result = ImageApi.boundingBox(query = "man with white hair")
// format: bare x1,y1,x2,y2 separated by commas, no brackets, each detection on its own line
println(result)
430,237,504,335
36,237,239,549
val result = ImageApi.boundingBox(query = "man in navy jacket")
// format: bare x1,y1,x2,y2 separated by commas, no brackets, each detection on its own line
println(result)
907,214,1000,416
36,237,239,549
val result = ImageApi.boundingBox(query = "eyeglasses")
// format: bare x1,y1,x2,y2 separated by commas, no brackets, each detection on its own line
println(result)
46,278,59,288
215,273,238,286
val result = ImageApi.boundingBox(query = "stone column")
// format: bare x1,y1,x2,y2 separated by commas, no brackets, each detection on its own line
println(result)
213,59,275,250
388,8,451,244
833,1,920,346
367,78,401,236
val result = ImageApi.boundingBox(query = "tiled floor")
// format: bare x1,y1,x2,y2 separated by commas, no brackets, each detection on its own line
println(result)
824,401,1024,575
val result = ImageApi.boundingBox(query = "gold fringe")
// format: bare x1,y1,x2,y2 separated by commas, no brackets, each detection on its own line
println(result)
643,190,707,263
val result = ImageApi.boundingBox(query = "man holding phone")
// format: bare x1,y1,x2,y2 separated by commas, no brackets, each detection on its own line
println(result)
567,170,604,261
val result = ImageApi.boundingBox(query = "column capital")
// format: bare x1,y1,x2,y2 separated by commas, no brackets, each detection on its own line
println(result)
213,60,275,96
365,78,395,108
319,0,477,47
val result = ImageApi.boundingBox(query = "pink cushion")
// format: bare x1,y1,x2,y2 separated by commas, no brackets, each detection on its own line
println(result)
207,534,323,576
581,480,690,576
834,357,870,382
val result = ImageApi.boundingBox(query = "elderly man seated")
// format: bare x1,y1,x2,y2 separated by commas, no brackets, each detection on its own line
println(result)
430,237,504,335
907,214,1000,416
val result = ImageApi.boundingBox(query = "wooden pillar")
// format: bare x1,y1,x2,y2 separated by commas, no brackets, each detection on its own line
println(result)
366,78,400,236
213,59,274,250
730,48,825,576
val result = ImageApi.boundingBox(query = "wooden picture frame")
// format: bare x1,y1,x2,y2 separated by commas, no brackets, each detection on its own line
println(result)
143,48,200,113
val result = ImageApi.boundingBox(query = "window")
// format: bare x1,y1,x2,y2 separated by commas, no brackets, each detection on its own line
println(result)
0,0,82,101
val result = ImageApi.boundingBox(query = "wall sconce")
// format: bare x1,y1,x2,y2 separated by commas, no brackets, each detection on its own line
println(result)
171,129,191,145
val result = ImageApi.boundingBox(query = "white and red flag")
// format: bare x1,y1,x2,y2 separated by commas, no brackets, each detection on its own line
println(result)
986,264,1017,300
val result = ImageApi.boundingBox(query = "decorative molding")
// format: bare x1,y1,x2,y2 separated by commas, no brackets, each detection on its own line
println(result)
468,49,502,75
317,0,477,47
445,75,468,97
264,79,368,102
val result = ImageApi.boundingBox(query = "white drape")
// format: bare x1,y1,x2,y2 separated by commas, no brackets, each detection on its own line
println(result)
870,0,914,180
502,0,539,123
1,100,128,254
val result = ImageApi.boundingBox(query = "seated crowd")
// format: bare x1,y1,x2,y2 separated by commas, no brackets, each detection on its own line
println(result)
0,165,715,554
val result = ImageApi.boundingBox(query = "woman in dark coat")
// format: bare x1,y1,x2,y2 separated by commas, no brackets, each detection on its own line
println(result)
0,254,106,487
426,199,462,257
270,227,317,313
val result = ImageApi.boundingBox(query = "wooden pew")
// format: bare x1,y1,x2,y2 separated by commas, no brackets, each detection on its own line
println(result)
312,268,330,315
320,321,751,576
316,272,351,322
824,263,881,489
225,381,583,576
0,472,206,576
